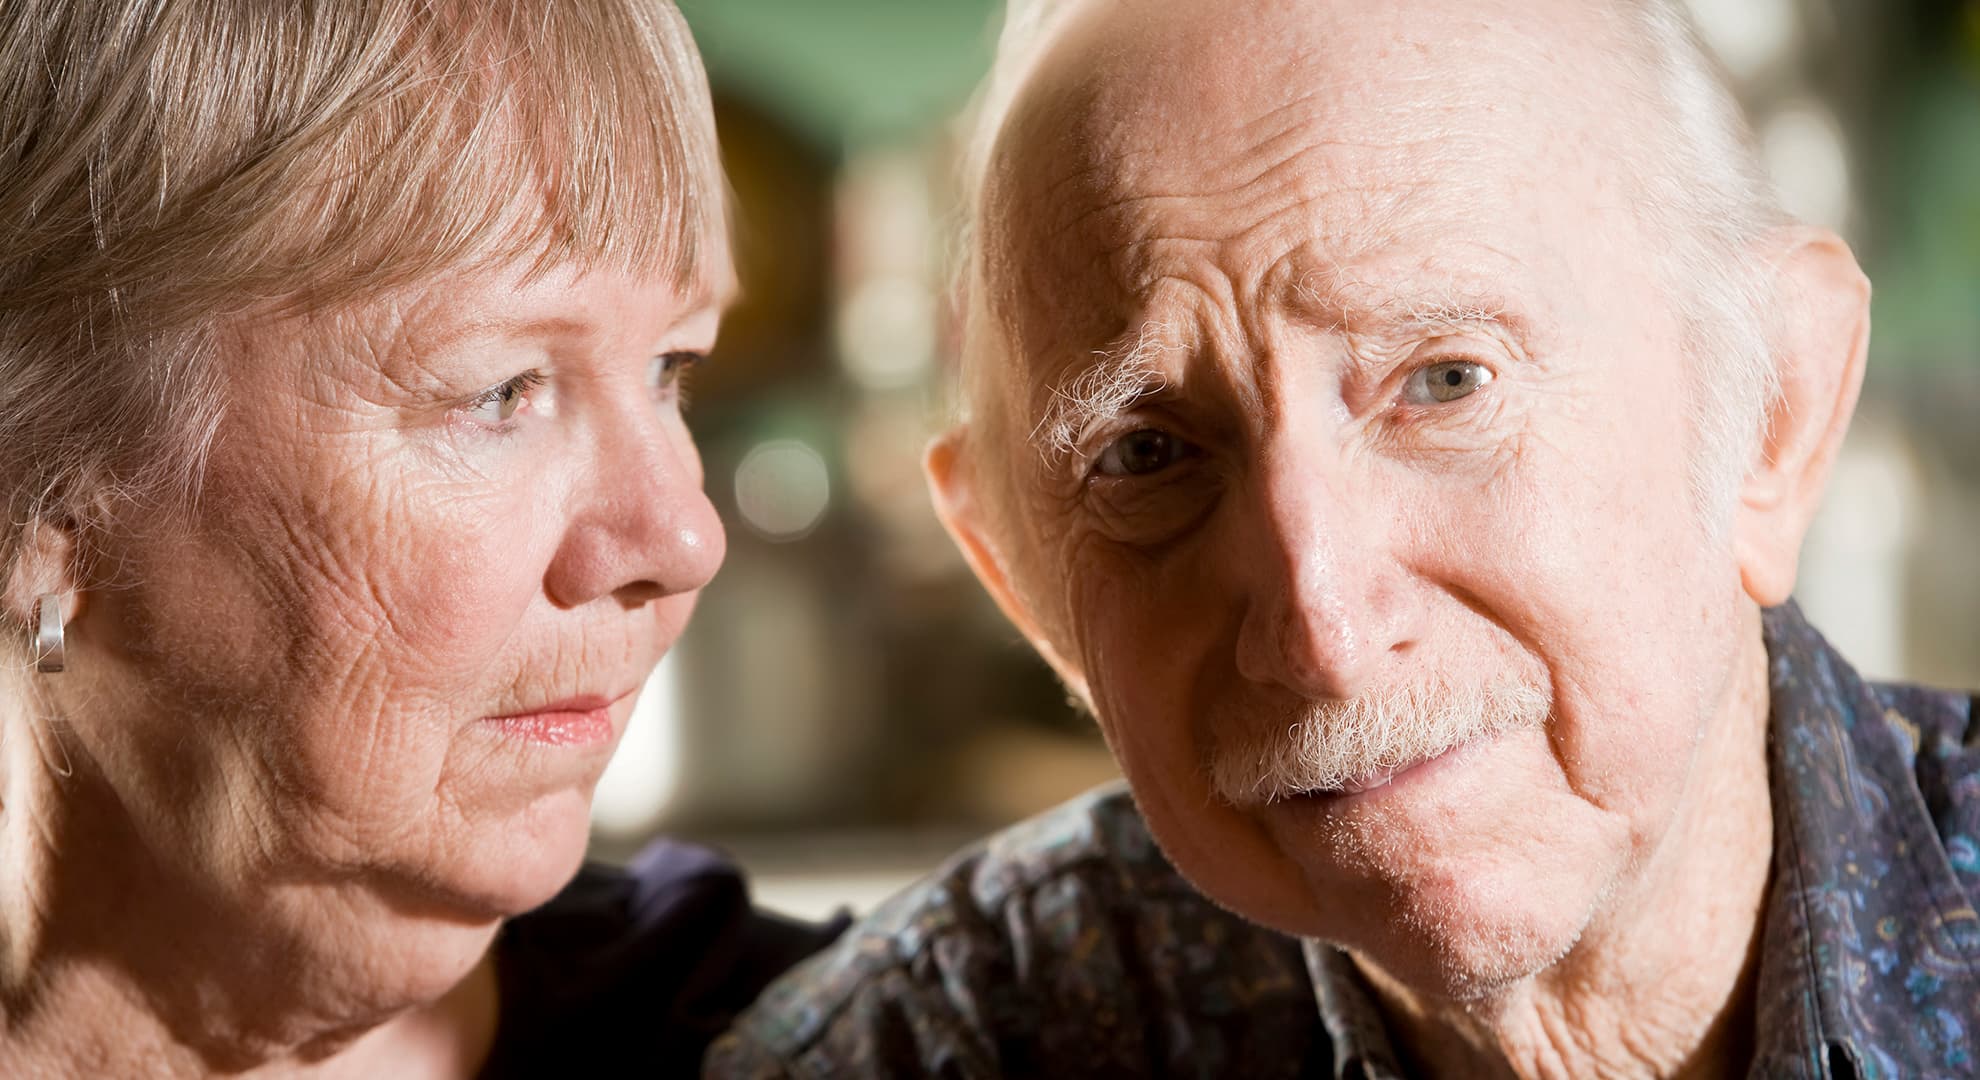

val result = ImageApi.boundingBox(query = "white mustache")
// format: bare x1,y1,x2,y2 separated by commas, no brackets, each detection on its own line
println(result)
1207,681,1552,806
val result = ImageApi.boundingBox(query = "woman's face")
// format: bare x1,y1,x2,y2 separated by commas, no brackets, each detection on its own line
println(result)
70,259,726,927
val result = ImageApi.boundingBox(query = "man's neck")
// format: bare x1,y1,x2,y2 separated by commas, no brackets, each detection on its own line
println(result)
1354,621,1776,1079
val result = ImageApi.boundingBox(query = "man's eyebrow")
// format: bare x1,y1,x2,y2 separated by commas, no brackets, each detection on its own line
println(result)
1031,320,1186,460
1288,272,1534,343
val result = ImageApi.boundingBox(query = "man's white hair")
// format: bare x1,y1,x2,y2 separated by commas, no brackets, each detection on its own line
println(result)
956,0,1794,521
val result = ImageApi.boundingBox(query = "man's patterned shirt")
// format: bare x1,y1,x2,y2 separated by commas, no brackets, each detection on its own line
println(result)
708,606,1980,1078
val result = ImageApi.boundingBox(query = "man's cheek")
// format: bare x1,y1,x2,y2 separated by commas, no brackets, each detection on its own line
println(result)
1085,636,1215,826
1070,574,1163,747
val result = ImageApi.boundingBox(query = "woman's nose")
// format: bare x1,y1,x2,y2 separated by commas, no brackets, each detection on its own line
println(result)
543,416,726,610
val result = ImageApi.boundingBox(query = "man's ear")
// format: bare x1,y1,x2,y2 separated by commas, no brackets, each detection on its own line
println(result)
1734,227,1871,606
925,426,1090,699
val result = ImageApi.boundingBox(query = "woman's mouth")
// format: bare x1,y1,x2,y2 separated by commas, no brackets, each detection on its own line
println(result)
482,690,631,746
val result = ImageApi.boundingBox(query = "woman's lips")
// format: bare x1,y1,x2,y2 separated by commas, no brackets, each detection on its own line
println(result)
483,691,630,747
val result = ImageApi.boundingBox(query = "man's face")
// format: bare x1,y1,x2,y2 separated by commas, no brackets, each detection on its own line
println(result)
964,0,1766,994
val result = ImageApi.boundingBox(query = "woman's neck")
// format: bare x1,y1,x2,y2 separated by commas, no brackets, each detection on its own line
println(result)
2,954,500,1079
0,722,501,1079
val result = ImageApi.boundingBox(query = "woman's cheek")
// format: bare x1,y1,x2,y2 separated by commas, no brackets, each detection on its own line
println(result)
365,461,559,656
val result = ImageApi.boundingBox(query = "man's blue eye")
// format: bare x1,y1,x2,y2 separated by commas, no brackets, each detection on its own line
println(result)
1097,429,1188,477
1406,360,1494,404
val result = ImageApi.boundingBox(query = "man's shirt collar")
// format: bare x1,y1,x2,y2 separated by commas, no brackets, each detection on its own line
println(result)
1751,602,1980,1077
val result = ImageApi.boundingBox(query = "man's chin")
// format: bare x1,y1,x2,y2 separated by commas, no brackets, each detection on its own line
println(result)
1229,737,1615,998
1264,830,1611,1004
1338,890,1593,1004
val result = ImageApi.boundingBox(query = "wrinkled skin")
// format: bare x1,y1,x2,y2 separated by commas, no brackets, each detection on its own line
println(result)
12,259,726,1074
929,0,1867,1075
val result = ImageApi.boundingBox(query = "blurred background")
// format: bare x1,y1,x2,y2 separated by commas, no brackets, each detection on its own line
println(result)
589,0,1980,918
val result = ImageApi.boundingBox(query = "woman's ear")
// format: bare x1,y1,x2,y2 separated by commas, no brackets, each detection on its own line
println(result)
925,426,1090,701
1734,227,1871,606
3,520,83,629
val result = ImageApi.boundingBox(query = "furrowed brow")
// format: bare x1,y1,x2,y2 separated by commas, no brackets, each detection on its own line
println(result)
1381,295,1529,343
1031,320,1184,461
1288,269,1533,345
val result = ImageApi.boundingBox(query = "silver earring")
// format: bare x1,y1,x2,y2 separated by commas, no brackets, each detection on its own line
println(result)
35,594,64,673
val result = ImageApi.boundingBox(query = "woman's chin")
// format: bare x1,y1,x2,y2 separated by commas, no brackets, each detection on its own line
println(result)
419,789,599,919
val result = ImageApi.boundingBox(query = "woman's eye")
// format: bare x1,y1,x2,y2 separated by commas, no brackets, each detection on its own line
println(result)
1404,359,1495,404
1095,429,1192,477
463,371,547,425
648,351,704,396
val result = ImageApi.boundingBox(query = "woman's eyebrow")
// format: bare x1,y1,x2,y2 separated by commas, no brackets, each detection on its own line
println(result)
389,311,594,363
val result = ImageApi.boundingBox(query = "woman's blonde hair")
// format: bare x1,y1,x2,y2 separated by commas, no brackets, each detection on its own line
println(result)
0,0,726,659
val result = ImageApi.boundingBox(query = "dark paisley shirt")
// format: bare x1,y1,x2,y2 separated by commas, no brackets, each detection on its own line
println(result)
708,605,1980,1078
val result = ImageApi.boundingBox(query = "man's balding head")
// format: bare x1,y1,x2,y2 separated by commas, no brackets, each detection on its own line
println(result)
925,0,1868,1004
958,0,1787,514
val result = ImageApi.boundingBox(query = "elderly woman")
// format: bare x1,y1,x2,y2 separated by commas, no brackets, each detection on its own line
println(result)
0,2,835,1075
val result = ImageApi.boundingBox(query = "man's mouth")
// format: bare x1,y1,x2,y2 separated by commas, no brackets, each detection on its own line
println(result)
1208,681,1553,810
1279,745,1465,803
1333,767,1401,795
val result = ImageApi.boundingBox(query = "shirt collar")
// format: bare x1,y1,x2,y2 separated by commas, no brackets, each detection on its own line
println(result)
1753,601,1980,1077
1300,939,1406,1079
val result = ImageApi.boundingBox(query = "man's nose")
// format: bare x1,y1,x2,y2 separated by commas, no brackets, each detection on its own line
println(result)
1231,443,1421,701
543,412,726,610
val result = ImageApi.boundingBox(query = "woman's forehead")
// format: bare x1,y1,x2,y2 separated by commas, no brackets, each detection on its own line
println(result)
237,259,732,368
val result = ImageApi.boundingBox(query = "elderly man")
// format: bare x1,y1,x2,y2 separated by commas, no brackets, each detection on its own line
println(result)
712,0,1977,1076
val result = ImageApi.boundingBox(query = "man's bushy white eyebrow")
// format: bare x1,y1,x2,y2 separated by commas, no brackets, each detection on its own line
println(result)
1032,319,1182,460
1289,269,1524,339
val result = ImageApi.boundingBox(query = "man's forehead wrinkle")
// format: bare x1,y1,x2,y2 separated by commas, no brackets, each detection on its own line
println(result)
983,1,1554,341
1051,140,1379,263
992,0,1644,239
992,133,1464,358
1260,228,1558,339
1004,85,1500,288
1035,83,1479,222
1067,89,1341,203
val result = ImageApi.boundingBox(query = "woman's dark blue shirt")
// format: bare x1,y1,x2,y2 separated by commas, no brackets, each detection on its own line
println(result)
480,839,844,1076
